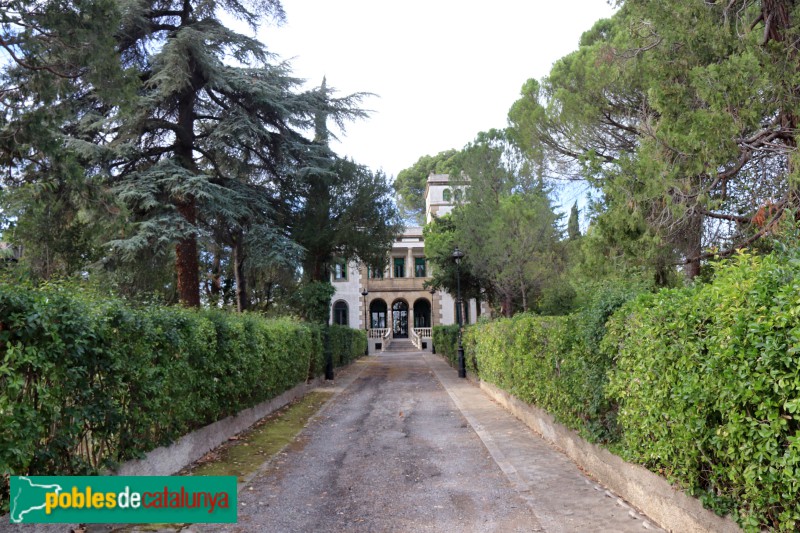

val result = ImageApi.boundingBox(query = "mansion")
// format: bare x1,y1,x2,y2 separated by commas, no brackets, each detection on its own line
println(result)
329,173,485,352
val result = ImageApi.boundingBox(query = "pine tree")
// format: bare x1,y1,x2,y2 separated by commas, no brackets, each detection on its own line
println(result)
291,80,402,284
102,1,367,306
567,202,580,240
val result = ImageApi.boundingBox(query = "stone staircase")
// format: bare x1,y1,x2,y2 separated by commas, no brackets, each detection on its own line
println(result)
383,339,417,352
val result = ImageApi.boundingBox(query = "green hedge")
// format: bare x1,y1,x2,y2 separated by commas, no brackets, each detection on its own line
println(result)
432,325,460,368
458,253,800,531
329,324,367,367
0,284,365,510
463,282,637,443
605,252,800,531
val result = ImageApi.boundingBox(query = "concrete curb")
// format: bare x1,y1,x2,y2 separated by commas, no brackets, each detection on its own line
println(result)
114,377,324,476
477,378,742,533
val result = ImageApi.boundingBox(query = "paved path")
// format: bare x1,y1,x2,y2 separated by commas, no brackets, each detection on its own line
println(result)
193,351,661,533
3,351,663,533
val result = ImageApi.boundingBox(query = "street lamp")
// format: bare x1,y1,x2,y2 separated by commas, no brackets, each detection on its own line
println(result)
428,286,436,354
452,247,466,378
361,288,369,356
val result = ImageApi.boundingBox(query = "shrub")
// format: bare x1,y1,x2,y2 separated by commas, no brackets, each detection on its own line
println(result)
0,283,363,511
329,324,367,367
464,281,641,442
433,325,460,368
605,251,800,531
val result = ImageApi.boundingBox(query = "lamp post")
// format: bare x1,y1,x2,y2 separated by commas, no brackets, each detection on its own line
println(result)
428,286,436,354
361,288,369,356
452,247,466,378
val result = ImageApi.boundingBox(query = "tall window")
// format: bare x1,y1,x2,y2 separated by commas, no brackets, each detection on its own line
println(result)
393,257,405,278
370,299,387,328
333,301,348,325
414,257,426,277
368,265,384,279
442,188,452,202
333,263,347,281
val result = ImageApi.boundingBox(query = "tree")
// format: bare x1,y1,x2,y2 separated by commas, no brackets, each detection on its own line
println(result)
1,1,376,306
394,149,460,224
289,82,403,285
567,202,580,240
508,3,800,283
423,130,565,316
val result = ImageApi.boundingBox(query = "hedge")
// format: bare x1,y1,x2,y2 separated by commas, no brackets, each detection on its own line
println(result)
605,252,800,531
0,284,365,510
456,252,800,531
432,325,460,368
463,282,638,443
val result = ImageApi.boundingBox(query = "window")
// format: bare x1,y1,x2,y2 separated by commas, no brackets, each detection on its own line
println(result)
333,301,348,325
442,188,452,202
413,299,431,328
333,262,347,281
414,257,426,278
368,265,384,279
370,299,387,328
393,257,405,278
453,188,463,202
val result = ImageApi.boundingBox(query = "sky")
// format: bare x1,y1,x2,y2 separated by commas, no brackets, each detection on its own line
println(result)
259,0,617,187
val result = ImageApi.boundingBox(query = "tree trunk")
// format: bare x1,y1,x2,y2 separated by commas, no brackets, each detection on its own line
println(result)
176,197,200,307
208,244,222,301
173,34,204,307
233,230,249,312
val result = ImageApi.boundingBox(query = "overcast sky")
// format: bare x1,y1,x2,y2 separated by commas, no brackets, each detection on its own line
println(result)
259,1,616,197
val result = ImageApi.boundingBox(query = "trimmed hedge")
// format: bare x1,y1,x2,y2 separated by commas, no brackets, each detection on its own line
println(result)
0,284,365,510
432,325,460,368
458,253,800,531
330,324,367,367
605,252,800,531
463,283,638,443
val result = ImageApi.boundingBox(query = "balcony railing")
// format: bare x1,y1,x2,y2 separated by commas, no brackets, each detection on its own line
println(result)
413,327,432,338
368,328,389,339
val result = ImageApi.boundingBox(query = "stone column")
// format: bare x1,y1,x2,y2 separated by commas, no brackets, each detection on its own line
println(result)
406,246,413,278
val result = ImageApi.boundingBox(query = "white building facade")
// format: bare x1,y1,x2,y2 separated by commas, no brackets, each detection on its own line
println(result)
329,173,484,352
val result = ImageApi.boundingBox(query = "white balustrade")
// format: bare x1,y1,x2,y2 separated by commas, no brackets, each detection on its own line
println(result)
368,328,389,339
413,327,432,338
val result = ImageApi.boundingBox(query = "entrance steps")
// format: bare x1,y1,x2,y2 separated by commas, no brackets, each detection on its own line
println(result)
383,339,417,352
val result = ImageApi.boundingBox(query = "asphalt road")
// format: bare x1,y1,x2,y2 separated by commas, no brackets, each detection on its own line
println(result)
4,351,661,533
197,353,543,533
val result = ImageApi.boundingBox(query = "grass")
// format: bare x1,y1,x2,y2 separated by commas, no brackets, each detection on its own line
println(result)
183,390,333,481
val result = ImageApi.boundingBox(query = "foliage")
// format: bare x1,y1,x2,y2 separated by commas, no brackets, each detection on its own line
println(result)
394,149,461,224
0,282,364,511
422,130,567,316
423,214,488,305
291,281,335,324
329,324,367,367
507,2,800,282
291,153,403,283
0,1,385,309
464,280,641,442
432,325,461,369
605,246,800,531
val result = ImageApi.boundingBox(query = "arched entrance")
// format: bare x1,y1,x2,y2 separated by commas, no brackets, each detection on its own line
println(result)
370,299,387,328
392,300,409,338
413,298,431,328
